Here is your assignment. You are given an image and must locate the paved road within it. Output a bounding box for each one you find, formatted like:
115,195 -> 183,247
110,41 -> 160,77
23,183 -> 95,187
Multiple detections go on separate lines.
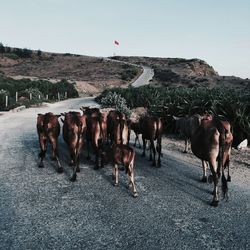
0,97 -> 249,250
131,66 -> 154,87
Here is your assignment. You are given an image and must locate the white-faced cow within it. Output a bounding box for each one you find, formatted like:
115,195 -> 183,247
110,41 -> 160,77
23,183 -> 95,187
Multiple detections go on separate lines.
37,112 -> 62,173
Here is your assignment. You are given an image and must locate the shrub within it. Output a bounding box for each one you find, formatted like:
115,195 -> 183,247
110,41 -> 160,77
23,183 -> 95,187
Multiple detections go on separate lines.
120,67 -> 138,81
100,91 -> 131,117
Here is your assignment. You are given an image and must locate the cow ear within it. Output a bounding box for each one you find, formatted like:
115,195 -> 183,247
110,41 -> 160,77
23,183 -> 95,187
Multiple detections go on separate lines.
60,112 -> 66,116
37,113 -> 42,116
173,116 -> 179,121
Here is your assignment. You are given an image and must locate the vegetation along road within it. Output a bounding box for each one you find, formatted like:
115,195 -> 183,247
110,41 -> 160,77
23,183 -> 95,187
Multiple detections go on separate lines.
0,97 -> 249,250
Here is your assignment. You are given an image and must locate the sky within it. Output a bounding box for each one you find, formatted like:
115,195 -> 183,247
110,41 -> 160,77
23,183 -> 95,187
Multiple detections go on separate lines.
1,0 -> 250,78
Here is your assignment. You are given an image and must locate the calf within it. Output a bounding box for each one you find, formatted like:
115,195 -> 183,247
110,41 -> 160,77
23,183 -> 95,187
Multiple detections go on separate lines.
62,111 -> 87,181
173,114 -> 201,153
141,116 -> 163,167
191,114 -> 233,207
102,144 -> 138,197
37,112 -> 62,172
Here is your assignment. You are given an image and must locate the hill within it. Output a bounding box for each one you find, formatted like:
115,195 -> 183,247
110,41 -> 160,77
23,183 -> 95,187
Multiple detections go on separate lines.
111,56 -> 250,90
0,45 -> 141,96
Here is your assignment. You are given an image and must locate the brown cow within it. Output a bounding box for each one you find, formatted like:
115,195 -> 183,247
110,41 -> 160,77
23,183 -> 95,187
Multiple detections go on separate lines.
107,110 -> 129,145
173,114 -> 201,153
83,107 -> 107,169
102,144 -> 138,197
191,114 -> 233,207
37,112 -> 62,173
141,116 -> 163,167
129,120 -> 142,148
62,111 -> 87,181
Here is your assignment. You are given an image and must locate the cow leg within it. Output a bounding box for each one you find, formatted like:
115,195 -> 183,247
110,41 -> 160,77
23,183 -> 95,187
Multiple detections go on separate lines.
70,153 -> 78,182
149,142 -> 153,161
156,137 -> 162,167
201,160 -> 208,182
209,160 -> 219,207
49,136 -> 63,173
183,138 -> 188,153
141,138 -> 146,157
86,139 -> 91,160
94,147 -> 99,170
151,140 -> 156,166
113,164 -> 119,186
38,136 -> 47,168
127,162 -> 138,197
137,135 -> 141,149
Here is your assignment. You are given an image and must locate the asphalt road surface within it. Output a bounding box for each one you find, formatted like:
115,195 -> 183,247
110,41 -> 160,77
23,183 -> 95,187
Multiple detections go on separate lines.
0,97 -> 249,250
132,66 -> 154,87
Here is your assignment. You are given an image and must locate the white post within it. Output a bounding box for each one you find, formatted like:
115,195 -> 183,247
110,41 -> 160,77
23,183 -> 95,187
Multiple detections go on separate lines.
65,91 -> 67,99
38,95 -> 41,100
58,92 -> 60,100
16,92 -> 18,102
46,94 -> 48,100
5,96 -> 8,107
30,93 -> 32,100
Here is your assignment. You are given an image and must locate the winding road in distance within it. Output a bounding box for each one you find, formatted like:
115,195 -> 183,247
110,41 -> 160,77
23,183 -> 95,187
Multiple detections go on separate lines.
0,96 -> 249,250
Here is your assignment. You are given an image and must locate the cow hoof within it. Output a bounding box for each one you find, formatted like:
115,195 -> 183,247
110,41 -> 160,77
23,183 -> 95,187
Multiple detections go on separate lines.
57,167 -> 63,173
38,163 -> 44,168
133,192 -> 138,198
119,166 -> 125,171
70,174 -> 77,182
208,175 -> 213,183
210,200 -> 219,207
201,176 -> 208,183
227,176 -> 231,182
113,183 -> 118,187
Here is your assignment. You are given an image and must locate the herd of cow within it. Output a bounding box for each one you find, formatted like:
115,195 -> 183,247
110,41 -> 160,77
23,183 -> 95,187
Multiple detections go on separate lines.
36,107 -> 233,207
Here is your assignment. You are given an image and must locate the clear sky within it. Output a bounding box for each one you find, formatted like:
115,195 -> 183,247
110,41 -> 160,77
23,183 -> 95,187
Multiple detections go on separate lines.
1,0 -> 250,78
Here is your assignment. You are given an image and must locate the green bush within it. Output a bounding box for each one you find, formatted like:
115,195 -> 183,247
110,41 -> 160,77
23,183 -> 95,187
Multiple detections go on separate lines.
99,91 -> 131,117
120,67 -> 138,81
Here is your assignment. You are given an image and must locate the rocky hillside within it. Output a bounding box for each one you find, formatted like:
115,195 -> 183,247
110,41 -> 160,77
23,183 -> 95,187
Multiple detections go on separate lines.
0,47 -> 141,95
111,56 -> 250,90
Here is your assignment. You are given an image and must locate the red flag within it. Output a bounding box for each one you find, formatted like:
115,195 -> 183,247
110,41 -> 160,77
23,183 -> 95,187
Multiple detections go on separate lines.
114,40 -> 119,45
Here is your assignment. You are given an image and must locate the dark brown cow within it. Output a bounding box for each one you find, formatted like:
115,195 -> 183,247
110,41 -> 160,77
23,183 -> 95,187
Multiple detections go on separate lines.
191,114 -> 233,207
141,116 -> 163,167
83,107 -> 107,169
37,112 -> 62,172
107,110 -> 129,145
173,114 -> 201,153
129,120 -> 142,148
102,144 -> 138,197
62,111 -> 87,181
